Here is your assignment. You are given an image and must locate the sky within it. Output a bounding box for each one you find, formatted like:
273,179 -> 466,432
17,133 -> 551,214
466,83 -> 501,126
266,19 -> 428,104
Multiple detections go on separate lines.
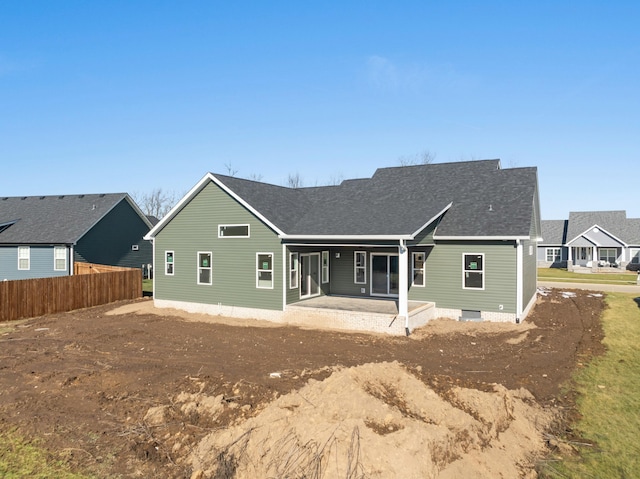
1,1 -> 638,220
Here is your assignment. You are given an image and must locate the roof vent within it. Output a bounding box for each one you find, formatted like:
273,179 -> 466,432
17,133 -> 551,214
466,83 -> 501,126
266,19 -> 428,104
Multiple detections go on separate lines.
92,204 -> 96,210
21,197 -> 27,200
58,195 -> 65,199
488,204 -> 494,212
39,196 -> 45,199
99,194 -> 106,198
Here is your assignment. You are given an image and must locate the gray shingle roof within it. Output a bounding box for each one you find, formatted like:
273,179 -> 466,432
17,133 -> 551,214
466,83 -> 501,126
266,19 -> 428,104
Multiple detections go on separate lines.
540,220 -> 568,244
542,211 -> 640,246
212,159 -> 538,238
0,193 -> 131,244
566,211 -> 632,244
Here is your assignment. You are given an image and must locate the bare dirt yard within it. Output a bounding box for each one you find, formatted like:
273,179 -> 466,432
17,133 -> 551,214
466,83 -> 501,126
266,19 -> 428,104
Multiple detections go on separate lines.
0,288 -> 605,478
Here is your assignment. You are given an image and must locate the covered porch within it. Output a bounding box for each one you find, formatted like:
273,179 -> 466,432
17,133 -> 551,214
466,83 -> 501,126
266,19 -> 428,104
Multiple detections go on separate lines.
284,295 -> 435,335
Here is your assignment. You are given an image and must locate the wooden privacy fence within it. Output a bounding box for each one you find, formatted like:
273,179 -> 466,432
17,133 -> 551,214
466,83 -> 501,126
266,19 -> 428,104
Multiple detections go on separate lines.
74,262 -> 134,275
0,268 -> 142,322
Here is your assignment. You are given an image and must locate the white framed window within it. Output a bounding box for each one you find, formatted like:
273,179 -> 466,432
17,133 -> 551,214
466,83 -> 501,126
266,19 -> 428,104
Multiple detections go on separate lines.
599,248 -> 617,265
165,251 -> 175,275
321,251 -> 329,283
54,246 -> 67,271
354,251 -> 366,284
546,248 -> 561,262
18,246 -> 30,270
218,224 -> 250,238
412,252 -> 425,287
257,253 -> 273,289
197,252 -> 212,285
631,249 -> 640,264
289,253 -> 299,289
463,253 -> 484,290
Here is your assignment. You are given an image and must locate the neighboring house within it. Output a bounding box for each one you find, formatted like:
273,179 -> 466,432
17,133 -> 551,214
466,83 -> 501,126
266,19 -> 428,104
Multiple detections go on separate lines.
538,211 -> 640,271
0,193 -> 153,280
145,159 -> 541,334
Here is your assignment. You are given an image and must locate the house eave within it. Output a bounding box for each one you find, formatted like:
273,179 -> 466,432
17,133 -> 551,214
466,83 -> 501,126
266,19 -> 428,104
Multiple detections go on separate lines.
280,234 -> 414,241
433,235 -> 530,241
410,202 -> 452,238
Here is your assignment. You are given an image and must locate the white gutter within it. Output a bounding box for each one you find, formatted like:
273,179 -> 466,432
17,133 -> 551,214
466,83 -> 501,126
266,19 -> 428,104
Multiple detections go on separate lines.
284,242 -> 406,248
434,235 -> 530,241
281,234 -> 414,241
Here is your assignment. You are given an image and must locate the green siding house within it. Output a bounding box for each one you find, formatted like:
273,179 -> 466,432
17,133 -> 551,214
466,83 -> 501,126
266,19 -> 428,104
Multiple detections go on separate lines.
0,193 -> 153,280
145,159 -> 542,334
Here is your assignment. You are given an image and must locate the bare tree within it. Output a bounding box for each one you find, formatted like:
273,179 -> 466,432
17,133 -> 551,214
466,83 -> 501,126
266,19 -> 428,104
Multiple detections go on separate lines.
132,188 -> 178,220
286,172 -> 304,188
225,163 -> 239,176
398,149 -> 436,166
246,173 -> 264,182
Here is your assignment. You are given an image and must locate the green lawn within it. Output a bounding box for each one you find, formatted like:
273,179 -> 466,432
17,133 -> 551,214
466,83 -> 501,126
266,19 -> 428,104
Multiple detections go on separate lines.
538,268 -> 638,285
142,279 -> 153,294
540,292 -> 640,478
0,430 -> 92,479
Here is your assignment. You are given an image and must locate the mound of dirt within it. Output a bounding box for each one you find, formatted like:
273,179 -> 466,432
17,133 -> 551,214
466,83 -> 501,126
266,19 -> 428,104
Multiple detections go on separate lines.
0,288 -> 605,478
185,362 -> 554,479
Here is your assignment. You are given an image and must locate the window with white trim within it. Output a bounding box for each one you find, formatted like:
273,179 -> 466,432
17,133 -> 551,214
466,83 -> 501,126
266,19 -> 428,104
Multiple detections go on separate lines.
631,249 -> 640,264
322,251 -> 329,283
463,253 -> 484,290
599,248 -> 617,265
218,224 -> 250,238
354,251 -> 366,284
18,246 -> 30,270
165,251 -> 175,275
197,252 -> 212,285
289,253 -> 299,289
546,248 -> 561,262
412,252 -> 425,287
54,246 -> 67,271
257,253 -> 273,288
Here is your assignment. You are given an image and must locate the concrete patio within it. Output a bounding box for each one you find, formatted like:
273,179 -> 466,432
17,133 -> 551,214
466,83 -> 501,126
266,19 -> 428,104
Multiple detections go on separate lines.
284,295 -> 435,335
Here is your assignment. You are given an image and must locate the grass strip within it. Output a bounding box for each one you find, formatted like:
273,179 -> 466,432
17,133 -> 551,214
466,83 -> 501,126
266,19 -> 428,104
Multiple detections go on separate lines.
538,268 -> 638,285
541,292 -> 640,478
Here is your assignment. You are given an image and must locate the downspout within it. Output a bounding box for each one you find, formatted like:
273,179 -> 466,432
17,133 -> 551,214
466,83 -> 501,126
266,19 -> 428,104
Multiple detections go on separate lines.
282,243 -> 287,312
70,245 -> 75,275
151,238 -> 155,299
398,239 -> 409,334
516,239 -> 523,324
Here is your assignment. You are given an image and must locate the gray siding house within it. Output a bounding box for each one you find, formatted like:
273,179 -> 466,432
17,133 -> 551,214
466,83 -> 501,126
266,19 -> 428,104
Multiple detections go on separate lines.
538,211 -> 640,271
145,160 -> 541,334
0,193 -> 153,280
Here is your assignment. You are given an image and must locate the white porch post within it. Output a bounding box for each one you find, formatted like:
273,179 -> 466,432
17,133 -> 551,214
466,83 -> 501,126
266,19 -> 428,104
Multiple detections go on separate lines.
398,240 -> 409,331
